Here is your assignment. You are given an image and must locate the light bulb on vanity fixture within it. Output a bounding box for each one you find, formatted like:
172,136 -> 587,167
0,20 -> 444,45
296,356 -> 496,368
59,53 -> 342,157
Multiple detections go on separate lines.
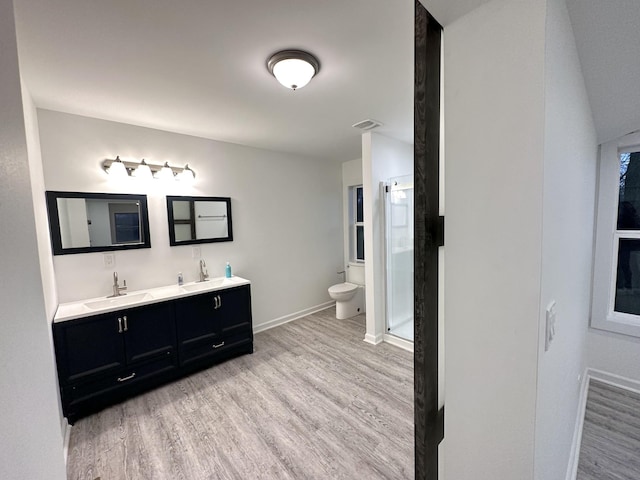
132,159 -> 152,180
155,162 -> 174,181
177,164 -> 195,183
267,50 -> 320,90
102,157 -> 196,182
105,155 -> 128,179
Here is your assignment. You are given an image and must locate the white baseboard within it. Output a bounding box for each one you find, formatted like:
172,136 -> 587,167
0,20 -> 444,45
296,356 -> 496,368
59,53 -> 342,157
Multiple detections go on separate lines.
565,368 -> 590,480
63,419 -> 71,465
253,301 -> 335,334
383,333 -> 414,352
363,332 -> 383,345
587,368 -> 640,395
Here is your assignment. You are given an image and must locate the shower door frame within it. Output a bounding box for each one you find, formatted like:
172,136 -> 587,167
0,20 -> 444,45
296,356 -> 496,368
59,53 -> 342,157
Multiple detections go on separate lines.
384,176 -> 415,344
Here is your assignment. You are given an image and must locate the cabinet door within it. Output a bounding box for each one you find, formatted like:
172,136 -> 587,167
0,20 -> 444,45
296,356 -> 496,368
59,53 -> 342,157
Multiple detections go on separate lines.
218,286 -> 252,337
54,314 -> 126,385
123,302 -> 176,365
175,293 -> 221,350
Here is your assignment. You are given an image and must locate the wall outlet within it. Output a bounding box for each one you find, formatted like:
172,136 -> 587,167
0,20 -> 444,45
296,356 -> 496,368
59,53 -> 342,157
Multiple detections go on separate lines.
103,253 -> 115,268
545,300 -> 557,352
192,246 -> 201,259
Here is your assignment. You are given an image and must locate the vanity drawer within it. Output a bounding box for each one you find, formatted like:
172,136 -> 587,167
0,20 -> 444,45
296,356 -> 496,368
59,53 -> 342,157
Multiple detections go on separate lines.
179,333 -> 252,368
64,354 -> 177,407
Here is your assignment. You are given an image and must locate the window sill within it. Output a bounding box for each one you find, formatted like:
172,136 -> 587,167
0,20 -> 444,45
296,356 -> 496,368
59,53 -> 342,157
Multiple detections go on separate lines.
591,312 -> 640,338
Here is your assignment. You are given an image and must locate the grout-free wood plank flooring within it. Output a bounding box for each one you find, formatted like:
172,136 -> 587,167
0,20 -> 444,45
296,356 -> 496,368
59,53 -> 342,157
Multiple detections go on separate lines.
66,308 -> 414,479
577,379 -> 640,480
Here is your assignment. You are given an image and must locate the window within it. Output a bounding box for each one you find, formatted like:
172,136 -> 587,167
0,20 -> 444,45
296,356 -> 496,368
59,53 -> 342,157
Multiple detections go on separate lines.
592,138 -> 640,337
350,185 -> 364,262
613,153 -> 640,315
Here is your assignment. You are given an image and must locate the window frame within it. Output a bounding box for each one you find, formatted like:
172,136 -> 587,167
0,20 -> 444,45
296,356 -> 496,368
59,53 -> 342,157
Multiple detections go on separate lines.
351,185 -> 365,263
592,136 -> 640,336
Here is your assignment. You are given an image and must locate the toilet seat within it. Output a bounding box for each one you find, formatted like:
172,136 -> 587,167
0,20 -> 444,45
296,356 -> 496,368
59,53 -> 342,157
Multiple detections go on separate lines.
328,282 -> 358,295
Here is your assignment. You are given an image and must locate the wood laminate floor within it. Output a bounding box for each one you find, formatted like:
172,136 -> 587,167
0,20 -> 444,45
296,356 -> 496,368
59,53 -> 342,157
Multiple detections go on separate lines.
67,308 -> 414,480
577,379 -> 640,480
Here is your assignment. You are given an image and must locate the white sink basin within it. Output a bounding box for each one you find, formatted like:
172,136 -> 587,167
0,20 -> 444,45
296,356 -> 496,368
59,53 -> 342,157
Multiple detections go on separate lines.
84,292 -> 154,310
180,278 -> 226,293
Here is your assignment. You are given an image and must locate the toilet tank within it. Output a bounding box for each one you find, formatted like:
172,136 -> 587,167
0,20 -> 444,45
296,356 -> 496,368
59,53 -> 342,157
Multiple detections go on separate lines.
347,262 -> 365,285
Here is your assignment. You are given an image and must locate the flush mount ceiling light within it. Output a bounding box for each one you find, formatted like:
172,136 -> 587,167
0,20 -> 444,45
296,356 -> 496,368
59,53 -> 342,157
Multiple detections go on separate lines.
267,50 -> 320,90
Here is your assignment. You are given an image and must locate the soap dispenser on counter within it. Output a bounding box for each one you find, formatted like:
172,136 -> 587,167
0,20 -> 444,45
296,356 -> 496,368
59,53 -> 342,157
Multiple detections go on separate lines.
225,262 -> 232,278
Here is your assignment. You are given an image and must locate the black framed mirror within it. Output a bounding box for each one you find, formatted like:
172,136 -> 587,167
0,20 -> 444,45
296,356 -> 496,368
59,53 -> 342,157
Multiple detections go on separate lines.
166,196 -> 233,246
45,191 -> 151,255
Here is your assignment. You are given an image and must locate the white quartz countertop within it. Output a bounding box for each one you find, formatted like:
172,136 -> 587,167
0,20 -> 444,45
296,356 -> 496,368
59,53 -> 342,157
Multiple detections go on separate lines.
53,276 -> 251,323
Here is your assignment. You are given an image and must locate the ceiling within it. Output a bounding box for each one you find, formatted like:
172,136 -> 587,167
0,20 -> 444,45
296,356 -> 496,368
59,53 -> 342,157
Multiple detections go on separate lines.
566,0 -> 640,144
13,0 -> 415,162
13,0 -> 640,162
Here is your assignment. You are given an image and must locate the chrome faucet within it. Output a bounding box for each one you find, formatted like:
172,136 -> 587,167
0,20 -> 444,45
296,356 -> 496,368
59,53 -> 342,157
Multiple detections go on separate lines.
108,271 -> 127,297
198,259 -> 209,282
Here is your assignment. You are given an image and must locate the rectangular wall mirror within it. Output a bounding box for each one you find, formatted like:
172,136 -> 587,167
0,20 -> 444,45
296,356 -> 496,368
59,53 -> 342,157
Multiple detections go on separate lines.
166,196 -> 233,246
46,191 -> 151,255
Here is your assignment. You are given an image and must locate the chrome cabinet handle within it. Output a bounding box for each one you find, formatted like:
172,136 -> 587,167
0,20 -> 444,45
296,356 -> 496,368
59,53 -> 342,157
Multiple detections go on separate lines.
212,341 -> 225,349
117,372 -> 136,382
123,315 -> 128,332
212,295 -> 223,309
118,317 -> 123,333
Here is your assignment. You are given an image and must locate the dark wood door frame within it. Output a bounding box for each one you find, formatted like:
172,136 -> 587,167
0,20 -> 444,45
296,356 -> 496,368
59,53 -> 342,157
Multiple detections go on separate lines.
414,2 -> 443,479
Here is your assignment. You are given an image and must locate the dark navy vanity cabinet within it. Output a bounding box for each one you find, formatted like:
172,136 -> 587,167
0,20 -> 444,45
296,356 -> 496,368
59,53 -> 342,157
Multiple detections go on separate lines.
176,286 -> 253,368
53,284 -> 253,424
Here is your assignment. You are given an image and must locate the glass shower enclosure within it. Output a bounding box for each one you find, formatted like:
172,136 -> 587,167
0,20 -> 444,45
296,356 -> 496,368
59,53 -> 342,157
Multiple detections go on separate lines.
385,175 -> 414,342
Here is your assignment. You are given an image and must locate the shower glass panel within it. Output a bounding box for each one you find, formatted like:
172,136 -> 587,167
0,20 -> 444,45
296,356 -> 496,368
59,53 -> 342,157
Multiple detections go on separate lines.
386,175 -> 414,341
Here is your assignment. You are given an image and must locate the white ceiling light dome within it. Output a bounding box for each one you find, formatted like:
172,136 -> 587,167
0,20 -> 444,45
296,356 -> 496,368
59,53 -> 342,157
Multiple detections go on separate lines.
267,50 -> 320,90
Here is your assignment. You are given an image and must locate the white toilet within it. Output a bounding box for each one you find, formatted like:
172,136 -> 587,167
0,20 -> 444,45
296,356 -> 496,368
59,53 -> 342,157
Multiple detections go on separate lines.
328,262 -> 366,320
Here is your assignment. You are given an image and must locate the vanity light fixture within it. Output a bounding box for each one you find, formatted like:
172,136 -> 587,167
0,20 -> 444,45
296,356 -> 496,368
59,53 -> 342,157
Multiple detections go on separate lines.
102,157 -> 196,181
267,49 -> 320,90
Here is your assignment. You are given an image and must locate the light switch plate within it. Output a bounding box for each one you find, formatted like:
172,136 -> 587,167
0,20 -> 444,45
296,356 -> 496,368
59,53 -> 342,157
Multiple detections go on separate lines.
192,246 -> 201,259
103,253 -> 115,268
545,300 -> 557,352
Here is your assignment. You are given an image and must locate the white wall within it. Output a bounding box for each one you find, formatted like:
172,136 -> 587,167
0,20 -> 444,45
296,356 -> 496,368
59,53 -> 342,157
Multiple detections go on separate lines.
37,110 -> 343,329
443,0 -> 546,478
534,0 -> 598,479
22,87 -> 59,321
362,131 -> 413,343
0,0 -> 66,477
22,83 -> 67,441
588,330 -> 640,381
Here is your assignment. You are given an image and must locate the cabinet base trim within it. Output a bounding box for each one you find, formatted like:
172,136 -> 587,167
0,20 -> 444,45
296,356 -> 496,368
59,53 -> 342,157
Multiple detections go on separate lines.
253,301 -> 335,334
